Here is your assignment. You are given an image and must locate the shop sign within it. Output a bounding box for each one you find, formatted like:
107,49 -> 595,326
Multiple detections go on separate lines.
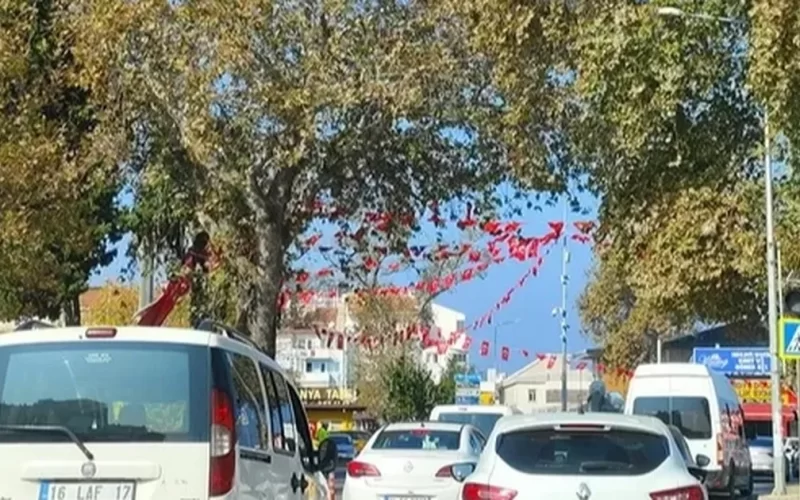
479,391 -> 495,405
299,387 -> 358,405
730,378 -> 797,405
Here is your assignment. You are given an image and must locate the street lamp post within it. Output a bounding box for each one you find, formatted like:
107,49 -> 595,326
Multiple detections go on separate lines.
656,7 -> 784,493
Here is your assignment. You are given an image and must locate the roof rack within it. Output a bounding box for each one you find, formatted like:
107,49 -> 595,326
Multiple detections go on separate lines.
14,319 -> 56,331
194,318 -> 262,352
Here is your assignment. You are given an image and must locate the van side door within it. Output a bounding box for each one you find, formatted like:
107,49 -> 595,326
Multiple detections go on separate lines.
260,364 -> 303,499
228,353 -> 272,498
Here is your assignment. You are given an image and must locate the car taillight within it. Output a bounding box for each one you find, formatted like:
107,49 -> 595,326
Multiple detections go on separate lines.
210,388 -> 235,496
435,465 -> 453,478
347,460 -> 381,478
650,485 -> 705,500
462,483 -> 518,500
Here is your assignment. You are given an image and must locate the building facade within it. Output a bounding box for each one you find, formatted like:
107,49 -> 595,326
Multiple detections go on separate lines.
421,303 -> 468,383
499,354 -> 593,412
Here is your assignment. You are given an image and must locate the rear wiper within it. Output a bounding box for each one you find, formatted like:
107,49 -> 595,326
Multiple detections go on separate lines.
0,424 -> 94,460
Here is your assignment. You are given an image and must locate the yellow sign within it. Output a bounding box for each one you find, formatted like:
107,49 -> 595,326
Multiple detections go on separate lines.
299,387 -> 357,405
730,378 -> 797,405
479,391 -> 495,405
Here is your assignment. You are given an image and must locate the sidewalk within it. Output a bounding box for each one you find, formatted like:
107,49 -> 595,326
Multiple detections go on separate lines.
760,483 -> 800,499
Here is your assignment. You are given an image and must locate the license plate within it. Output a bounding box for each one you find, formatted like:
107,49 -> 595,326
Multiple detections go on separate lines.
39,482 -> 135,500
384,497 -> 429,500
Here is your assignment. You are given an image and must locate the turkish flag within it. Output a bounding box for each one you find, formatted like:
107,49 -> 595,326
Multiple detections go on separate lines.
479,341 -> 489,356
501,346 -> 510,361
546,355 -> 557,369
463,336 -> 473,350
575,361 -> 588,371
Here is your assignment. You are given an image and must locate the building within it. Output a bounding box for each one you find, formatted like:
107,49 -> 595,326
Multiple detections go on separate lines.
499,354 -> 593,412
421,303 -> 468,383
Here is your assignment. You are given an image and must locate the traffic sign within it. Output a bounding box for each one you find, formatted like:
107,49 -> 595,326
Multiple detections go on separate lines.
692,347 -> 771,377
454,373 -> 481,388
780,317 -> 800,360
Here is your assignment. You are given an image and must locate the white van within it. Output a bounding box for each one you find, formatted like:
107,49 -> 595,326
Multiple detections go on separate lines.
429,404 -> 521,439
0,323 -> 337,500
624,363 -> 753,497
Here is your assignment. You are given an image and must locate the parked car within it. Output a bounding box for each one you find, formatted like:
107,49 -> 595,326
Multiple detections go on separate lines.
342,429 -> 371,453
749,437 -> 791,482
328,432 -> 357,462
343,421 -> 485,500
0,325 -> 339,500
459,412 -> 710,500
625,363 -> 753,497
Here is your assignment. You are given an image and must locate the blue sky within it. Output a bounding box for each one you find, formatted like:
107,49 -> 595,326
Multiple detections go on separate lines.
92,189 -> 599,376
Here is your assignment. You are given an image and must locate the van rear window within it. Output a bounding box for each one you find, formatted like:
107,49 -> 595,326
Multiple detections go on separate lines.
0,342 -> 209,442
632,396 -> 712,440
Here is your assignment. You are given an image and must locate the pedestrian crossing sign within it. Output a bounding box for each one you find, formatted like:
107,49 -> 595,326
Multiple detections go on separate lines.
779,317 -> 800,360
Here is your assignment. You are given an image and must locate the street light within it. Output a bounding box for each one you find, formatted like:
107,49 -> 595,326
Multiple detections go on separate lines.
656,6 -> 784,494
493,318 -> 520,373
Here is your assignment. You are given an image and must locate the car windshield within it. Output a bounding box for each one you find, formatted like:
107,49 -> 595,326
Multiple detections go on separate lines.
631,396 -> 712,440
372,429 -> 461,450
0,342 -> 209,443
436,412 -> 502,438
496,426 -> 669,476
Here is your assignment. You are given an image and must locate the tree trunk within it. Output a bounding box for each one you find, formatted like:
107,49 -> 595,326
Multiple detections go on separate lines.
249,220 -> 285,358
61,295 -> 81,326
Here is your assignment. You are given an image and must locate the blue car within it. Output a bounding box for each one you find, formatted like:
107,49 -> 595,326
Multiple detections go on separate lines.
328,433 -> 356,463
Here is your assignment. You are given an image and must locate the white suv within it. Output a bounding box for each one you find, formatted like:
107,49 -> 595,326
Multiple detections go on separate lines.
0,322 -> 337,499
458,412 -> 709,500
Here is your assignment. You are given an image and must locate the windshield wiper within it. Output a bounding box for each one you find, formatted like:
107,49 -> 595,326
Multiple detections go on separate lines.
0,424 -> 94,460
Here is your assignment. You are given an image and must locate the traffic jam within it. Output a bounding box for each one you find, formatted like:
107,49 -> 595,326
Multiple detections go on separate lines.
0,319 -> 794,500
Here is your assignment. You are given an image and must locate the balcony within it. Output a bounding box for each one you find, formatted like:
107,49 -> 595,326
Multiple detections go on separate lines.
298,371 -> 338,387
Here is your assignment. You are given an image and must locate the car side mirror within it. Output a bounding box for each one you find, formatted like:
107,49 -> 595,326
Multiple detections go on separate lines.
695,454 -> 711,467
317,438 -> 338,475
451,463 -> 476,482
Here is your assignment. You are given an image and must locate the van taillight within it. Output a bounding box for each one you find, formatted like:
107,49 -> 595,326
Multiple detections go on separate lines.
716,433 -> 724,465
210,388 -> 235,496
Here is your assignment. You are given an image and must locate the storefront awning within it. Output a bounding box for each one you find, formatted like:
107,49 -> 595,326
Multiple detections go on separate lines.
742,403 -> 797,421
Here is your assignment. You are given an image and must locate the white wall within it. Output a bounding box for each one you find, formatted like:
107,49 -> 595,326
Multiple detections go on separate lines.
422,303 -> 467,383
501,370 -> 593,412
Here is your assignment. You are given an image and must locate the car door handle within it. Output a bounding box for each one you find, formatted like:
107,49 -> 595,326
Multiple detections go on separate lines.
291,472 -> 308,493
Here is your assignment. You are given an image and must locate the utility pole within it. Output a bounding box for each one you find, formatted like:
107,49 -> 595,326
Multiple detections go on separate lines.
559,195 -> 570,411
763,109 -> 786,494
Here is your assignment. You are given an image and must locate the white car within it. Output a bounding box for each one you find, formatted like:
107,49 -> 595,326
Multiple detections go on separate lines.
459,412 -> 710,500
343,421 -> 485,500
0,323 -> 338,500
430,404 -> 521,439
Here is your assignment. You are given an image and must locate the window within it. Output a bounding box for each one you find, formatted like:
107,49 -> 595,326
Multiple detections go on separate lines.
632,397 -> 712,440
305,362 -> 312,373
261,366 -> 288,453
667,425 -> 693,465
475,430 -> 487,449
437,412 -> 502,438
272,372 -> 297,453
306,339 -> 313,349
287,382 -> 315,470
229,354 -> 267,450
468,432 -> 482,454
528,389 -> 537,402
320,363 -> 326,373
496,427 -> 669,476
372,429 -> 461,450
0,342 -> 208,443
545,389 -> 583,404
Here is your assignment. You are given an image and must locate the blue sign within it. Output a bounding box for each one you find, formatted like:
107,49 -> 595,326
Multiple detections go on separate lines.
454,373 -> 481,388
454,395 -> 480,405
692,347 -> 771,376
780,318 -> 800,360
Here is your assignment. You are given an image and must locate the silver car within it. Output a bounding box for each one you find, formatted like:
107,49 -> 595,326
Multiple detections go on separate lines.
749,437 -> 791,482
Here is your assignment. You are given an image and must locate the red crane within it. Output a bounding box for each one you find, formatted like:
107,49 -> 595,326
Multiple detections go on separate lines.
133,232 -> 215,326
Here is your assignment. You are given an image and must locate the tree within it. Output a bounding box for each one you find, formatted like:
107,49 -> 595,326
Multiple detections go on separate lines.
381,354 -> 450,422
67,0 -> 558,355
451,0 -> 778,361
0,0 -> 122,324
